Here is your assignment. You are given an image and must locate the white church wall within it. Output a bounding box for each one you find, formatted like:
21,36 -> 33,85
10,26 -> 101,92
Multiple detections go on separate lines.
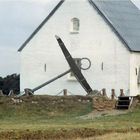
20,0 -> 130,96
130,52 -> 140,96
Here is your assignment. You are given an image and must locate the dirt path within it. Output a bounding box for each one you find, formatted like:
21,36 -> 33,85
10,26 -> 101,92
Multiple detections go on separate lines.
79,109 -> 129,119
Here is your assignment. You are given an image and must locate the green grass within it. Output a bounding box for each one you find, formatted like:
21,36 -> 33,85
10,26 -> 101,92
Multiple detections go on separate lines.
0,95 -> 140,139
0,99 -> 140,130
0,96 -> 139,131
0,95 -> 93,131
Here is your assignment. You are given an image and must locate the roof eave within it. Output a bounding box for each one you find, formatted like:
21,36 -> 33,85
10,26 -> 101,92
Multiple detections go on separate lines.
131,50 -> 140,53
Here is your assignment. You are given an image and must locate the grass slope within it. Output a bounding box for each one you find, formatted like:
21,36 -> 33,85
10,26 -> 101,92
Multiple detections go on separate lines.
0,95 -> 140,139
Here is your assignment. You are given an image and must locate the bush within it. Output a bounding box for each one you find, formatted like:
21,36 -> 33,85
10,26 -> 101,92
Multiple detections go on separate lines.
0,74 -> 20,95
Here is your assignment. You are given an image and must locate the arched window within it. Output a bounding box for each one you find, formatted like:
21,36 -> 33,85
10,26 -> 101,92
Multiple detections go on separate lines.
70,18 -> 80,33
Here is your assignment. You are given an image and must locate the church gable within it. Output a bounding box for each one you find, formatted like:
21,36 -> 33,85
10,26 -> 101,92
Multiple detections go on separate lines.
18,0 -> 140,52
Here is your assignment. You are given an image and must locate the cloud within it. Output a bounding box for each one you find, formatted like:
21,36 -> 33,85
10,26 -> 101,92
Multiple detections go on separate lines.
0,0 -> 58,76
0,47 -> 20,77
0,0 -> 58,48
0,0 -> 59,5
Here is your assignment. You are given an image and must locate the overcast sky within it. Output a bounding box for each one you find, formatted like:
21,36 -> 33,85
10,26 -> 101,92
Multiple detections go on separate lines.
0,0 -> 140,77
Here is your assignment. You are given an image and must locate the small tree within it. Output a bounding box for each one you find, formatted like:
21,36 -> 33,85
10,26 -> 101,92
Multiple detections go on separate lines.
0,74 -> 20,95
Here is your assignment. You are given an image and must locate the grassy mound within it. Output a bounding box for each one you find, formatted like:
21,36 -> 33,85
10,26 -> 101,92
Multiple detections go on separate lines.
0,95 -> 140,139
0,95 -> 92,120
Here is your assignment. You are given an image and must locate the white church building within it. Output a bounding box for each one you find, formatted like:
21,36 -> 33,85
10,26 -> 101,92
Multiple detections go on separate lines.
18,0 -> 140,96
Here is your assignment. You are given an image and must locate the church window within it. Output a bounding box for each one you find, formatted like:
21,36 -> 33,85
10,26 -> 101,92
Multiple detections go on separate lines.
68,58 -> 81,80
136,68 -> 138,75
70,18 -> 80,33
137,67 -> 140,84
101,62 -> 104,71
44,64 -> 47,72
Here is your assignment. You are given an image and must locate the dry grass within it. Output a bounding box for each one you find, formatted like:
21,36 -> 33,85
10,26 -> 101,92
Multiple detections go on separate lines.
0,129 -> 140,140
75,132 -> 140,140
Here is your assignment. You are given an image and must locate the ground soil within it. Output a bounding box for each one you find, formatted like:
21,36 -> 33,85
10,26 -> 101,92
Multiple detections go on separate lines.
92,95 -> 116,111
0,128 -> 140,140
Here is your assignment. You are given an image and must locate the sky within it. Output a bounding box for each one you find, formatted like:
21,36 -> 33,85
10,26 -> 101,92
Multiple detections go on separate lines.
0,0 -> 140,77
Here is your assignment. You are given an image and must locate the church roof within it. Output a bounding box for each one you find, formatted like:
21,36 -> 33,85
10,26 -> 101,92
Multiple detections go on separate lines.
90,0 -> 140,52
18,0 -> 140,52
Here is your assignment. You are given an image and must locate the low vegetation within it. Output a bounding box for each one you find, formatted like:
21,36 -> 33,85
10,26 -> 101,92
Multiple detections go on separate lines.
76,132 -> 140,140
0,74 -> 19,95
0,95 -> 140,139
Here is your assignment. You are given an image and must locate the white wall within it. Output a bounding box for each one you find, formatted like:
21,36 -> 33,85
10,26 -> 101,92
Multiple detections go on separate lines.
20,0 -> 130,96
130,52 -> 140,95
